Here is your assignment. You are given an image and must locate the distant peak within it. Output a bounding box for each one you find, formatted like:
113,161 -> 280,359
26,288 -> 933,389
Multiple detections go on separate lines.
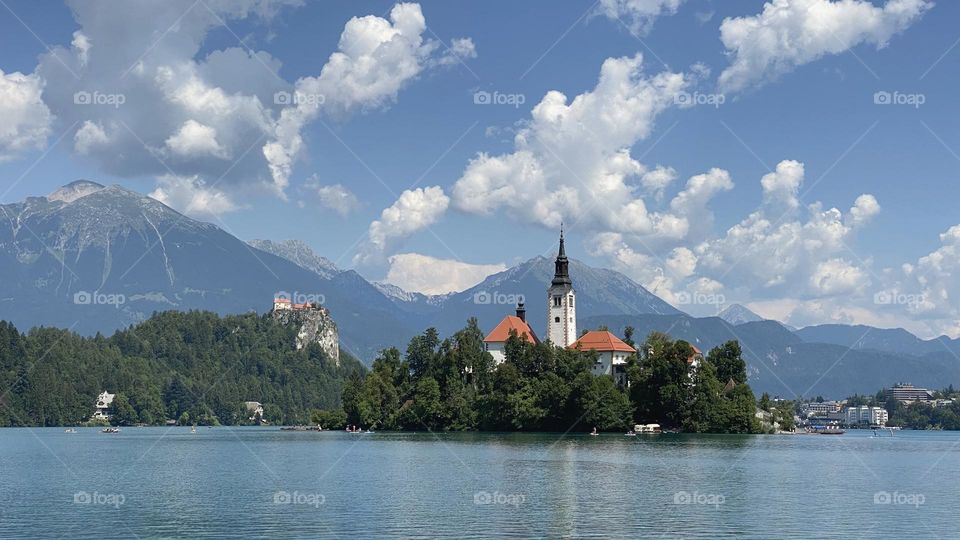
47,180 -> 106,203
719,303 -> 764,325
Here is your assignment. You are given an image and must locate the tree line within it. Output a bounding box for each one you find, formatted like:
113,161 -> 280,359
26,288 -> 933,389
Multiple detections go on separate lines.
336,320 -> 760,433
0,311 -> 363,427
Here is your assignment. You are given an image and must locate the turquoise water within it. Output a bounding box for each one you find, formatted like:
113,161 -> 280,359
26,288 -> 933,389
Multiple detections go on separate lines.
0,427 -> 958,538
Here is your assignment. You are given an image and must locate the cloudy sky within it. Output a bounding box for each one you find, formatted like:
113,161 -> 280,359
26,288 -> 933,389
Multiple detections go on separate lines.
1,0 -> 958,337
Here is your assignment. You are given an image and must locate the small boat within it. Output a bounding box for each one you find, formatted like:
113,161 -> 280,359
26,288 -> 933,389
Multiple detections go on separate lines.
589,427 -> 599,436
625,430 -> 637,436
64,428 -> 77,433
365,429 -> 374,434
818,428 -> 845,435
191,425 -> 197,433
101,427 -> 120,434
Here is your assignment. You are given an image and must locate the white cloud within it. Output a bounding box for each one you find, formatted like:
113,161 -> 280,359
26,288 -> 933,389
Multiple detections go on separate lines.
385,253 -> 505,294
597,0 -> 684,35
303,175 -> 360,217
0,69 -> 52,162
452,54 -> 700,244
760,159 -> 803,211
165,120 -> 229,159
809,258 -> 869,295
639,165 -> 677,201
718,0 -> 932,93
263,3 -> 473,194
354,186 -> 450,265
29,1 -> 469,207
848,193 -> 880,226
150,174 -> 239,217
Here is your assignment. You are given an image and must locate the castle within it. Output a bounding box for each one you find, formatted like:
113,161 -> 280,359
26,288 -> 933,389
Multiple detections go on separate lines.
271,295 -> 340,366
483,229 -> 637,381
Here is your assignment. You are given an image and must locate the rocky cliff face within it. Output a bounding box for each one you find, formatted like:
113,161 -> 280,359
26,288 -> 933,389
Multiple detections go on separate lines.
271,307 -> 340,366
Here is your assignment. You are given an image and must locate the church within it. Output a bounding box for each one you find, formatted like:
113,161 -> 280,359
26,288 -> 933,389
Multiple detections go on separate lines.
483,229 -> 637,379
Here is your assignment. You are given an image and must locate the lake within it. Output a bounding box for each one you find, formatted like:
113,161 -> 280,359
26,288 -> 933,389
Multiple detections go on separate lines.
0,427 -> 957,538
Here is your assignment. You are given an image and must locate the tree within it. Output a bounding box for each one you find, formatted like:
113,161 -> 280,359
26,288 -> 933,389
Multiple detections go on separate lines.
109,394 -> 138,426
708,341 -> 747,384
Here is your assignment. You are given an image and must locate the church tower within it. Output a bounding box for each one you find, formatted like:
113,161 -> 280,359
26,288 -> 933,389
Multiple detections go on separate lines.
547,226 -> 576,346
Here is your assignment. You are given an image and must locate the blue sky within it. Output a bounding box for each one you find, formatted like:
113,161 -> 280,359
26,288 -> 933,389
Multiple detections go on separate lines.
0,0 -> 958,336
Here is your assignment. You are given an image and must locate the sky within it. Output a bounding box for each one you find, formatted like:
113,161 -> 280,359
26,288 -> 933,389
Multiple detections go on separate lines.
0,0 -> 959,338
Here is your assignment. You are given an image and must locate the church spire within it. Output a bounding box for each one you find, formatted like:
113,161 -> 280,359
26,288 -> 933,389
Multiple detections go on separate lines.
552,225 -> 571,287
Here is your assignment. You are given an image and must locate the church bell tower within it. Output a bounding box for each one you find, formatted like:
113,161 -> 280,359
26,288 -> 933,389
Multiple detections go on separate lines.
547,226 -> 576,346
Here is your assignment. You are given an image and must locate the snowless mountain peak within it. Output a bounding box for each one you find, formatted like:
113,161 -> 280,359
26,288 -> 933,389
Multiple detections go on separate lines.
47,180 -> 106,203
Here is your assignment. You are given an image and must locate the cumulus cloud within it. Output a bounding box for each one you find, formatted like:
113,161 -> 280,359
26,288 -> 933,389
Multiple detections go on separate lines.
0,69 -> 52,162
28,1 -> 469,215
385,253 -> 506,294
354,186 -> 450,266
452,54 -> 703,245
718,0 -> 932,93
263,3 -> 475,194
597,0 -> 684,35
304,174 -> 360,217
150,174 -> 239,217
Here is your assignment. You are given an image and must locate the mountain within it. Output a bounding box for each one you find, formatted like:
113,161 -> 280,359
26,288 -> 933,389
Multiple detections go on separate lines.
248,239 -> 341,279
794,324 -> 960,357
0,182 -> 415,359
718,303 -> 764,325
583,314 -> 960,398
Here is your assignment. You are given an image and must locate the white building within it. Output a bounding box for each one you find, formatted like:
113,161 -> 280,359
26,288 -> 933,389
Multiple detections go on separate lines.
546,228 -> 576,346
569,330 -> 636,387
844,406 -> 888,426
483,304 -> 539,365
245,401 -> 265,423
92,391 -> 115,420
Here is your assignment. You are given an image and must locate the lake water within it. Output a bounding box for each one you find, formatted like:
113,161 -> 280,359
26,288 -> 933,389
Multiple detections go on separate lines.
0,427 -> 957,539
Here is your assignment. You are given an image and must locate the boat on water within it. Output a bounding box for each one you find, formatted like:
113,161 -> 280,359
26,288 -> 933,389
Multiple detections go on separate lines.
635,424 -> 662,434
101,427 -> 120,434
589,427 -> 599,436
191,425 -> 197,433
64,428 -> 77,433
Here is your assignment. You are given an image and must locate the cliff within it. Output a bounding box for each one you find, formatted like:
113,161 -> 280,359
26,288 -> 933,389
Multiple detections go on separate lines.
271,307 -> 340,366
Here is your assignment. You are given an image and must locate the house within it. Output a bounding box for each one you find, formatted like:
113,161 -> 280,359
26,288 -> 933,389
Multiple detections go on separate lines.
844,405 -> 888,426
245,401 -> 265,423
569,330 -> 636,386
483,303 -> 539,365
92,391 -> 115,421
884,383 -> 934,403
687,345 -> 703,370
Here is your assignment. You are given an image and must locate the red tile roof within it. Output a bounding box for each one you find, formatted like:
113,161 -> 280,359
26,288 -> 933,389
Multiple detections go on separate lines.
274,298 -> 291,304
569,331 -> 636,353
484,316 -> 539,344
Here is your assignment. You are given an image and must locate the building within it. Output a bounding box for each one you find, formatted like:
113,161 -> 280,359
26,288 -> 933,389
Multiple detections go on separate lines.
483,303 -> 539,365
569,330 -> 636,387
884,383 -> 934,403
546,227 -> 577,346
801,401 -> 843,417
272,296 -> 315,312
92,391 -> 115,421
245,401 -> 265,423
844,406 -> 888,426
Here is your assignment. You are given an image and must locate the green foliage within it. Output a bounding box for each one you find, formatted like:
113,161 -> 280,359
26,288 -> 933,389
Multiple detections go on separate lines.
341,324 -> 758,434
0,311 -> 364,426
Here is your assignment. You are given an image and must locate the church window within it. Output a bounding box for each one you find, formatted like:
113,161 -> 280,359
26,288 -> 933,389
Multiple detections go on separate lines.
553,296 -> 562,307
554,317 -> 560,323
568,296 -> 574,306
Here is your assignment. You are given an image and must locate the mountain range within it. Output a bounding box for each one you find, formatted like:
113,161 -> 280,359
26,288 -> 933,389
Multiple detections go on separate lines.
2,181 -> 959,397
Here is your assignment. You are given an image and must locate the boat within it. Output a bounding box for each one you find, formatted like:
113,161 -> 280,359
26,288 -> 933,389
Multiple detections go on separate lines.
636,424 -> 662,434
625,431 -> 637,436
589,427 -> 599,436
101,427 -> 120,434
818,428 -> 845,435
191,425 -> 197,433
64,428 -> 77,433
